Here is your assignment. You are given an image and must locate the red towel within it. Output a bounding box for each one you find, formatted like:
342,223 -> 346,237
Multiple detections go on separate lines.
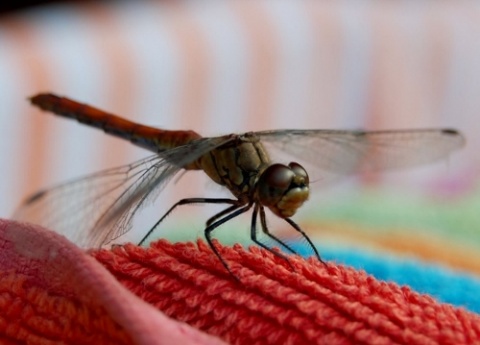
1,218 -> 479,345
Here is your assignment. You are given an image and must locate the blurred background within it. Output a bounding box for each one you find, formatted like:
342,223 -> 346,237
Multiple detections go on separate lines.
1,0 -> 480,311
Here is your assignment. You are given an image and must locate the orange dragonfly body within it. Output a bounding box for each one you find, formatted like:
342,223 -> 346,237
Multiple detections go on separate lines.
15,94 -> 466,273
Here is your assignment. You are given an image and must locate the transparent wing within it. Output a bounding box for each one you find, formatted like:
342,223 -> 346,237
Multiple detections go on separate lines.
13,135 -> 233,248
255,128 -> 465,184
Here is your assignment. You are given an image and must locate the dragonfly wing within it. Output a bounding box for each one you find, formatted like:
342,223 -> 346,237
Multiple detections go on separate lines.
14,135 -> 233,248
256,128 -> 465,184
91,135 -> 233,246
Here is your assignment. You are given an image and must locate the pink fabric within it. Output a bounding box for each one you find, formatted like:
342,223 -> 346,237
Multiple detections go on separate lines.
0,219 -> 226,345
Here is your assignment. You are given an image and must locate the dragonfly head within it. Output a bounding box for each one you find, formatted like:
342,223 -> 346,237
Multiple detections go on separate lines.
255,162 -> 310,218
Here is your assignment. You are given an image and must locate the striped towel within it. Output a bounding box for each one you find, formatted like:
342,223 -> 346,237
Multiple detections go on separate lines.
2,219 -> 480,344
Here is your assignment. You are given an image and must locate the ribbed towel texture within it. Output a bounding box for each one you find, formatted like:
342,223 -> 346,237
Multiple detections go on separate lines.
1,219 -> 479,345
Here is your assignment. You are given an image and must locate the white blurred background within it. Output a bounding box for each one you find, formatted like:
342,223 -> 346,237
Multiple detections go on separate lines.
0,0 -> 478,247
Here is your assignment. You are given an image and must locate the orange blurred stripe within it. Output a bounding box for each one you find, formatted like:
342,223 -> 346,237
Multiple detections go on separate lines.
159,2 -> 211,133
0,16 -> 55,202
303,2 -> 343,127
306,220 -> 480,276
231,1 -> 278,130
78,2 -> 138,169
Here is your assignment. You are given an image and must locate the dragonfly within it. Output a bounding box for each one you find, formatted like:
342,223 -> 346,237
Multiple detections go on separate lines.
14,93 -> 466,274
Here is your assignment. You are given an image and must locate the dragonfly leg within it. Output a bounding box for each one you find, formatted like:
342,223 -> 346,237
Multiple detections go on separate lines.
258,206 -> 298,255
283,218 -> 325,264
250,205 -> 294,270
204,204 -> 253,277
205,202 -> 244,226
139,197 -> 239,246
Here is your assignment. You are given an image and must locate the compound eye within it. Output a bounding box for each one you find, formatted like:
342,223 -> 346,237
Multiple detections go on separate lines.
257,164 -> 294,205
288,162 -> 309,184
263,164 -> 293,190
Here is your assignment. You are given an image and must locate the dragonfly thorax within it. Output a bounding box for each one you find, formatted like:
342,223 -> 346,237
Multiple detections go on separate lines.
254,162 -> 310,218
198,134 -> 271,199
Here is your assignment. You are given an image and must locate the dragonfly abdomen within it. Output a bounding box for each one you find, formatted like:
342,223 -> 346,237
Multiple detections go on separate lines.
30,93 -> 202,153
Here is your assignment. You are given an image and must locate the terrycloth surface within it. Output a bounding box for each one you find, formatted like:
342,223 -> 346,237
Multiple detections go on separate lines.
0,219 -> 226,345
93,242 -> 480,345
313,245 -> 480,315
2,219 -> 479,345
